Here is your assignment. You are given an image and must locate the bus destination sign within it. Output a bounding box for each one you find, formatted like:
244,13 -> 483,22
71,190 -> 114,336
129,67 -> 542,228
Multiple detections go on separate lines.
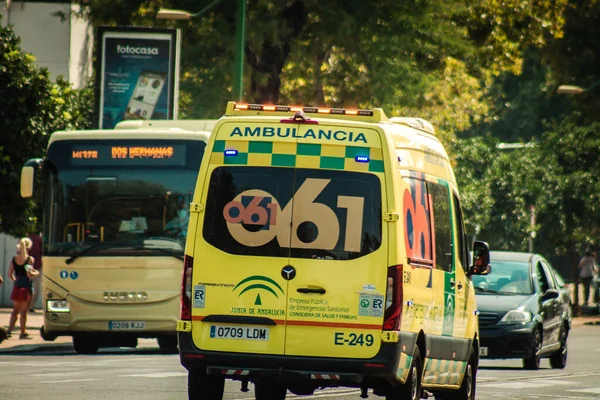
70,144 -> 186,166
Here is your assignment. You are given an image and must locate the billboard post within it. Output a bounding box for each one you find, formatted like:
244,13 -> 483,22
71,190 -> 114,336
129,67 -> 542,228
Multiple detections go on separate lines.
95,26 -> 181,129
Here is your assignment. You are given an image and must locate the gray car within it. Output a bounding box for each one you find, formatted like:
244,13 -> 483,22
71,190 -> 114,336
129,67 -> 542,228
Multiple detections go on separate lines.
472,251 -> 572,369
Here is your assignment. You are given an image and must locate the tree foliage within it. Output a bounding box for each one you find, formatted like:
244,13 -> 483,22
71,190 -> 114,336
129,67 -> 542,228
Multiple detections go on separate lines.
0,20 -> 93,236
76,0 -> 567,118
8,0 -> 600,276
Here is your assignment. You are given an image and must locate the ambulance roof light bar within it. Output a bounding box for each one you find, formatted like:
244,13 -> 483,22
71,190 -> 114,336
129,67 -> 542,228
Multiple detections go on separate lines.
225,101 -> 387,122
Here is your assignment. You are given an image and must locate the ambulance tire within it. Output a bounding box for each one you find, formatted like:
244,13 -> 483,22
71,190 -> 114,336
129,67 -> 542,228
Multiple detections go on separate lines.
451,349 -> 477,400
254,380 -> 287,400
188,370 -> 224,400
73,335 -> 99,354
386,347 -> 422,400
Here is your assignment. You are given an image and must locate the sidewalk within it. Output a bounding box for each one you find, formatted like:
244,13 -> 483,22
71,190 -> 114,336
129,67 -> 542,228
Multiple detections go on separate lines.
0,308 -> 73,353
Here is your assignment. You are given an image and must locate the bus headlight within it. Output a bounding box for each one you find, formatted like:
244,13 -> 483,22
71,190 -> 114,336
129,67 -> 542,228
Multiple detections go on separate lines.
47,300 -> 70,313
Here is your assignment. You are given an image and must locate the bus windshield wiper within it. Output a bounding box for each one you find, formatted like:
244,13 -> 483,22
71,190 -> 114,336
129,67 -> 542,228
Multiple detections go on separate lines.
65,242 -> 128,265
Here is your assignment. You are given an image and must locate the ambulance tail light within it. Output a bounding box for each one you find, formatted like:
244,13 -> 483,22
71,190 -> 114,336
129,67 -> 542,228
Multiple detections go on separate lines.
383,265 -> 403,330
180,255 -> 193,321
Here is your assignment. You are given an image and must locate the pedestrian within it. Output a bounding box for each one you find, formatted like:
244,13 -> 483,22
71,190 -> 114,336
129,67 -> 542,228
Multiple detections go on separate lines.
27,232 -> 43,313
0,274 -> 6,343
6,237 -> 40,339
578,249 -> 598,307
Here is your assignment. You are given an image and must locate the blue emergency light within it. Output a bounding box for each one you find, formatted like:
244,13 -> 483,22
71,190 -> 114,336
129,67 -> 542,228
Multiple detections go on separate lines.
355,156 -> 370,163
224,149 -> 238,156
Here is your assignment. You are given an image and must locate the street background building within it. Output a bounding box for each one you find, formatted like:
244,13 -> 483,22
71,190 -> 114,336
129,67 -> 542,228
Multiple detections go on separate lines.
1,0 -> 93,89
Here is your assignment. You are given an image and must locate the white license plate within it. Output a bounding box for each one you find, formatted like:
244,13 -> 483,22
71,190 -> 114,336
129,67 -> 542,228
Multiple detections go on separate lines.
480,346 -> 488,357
209,325 -> 269,341
108,321 -> 146,330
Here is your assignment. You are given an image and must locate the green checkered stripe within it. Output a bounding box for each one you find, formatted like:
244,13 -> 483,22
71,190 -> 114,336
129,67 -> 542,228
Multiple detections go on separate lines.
422,358 -> 466,386
395,353 -> 413,382
210,140 -> 385,173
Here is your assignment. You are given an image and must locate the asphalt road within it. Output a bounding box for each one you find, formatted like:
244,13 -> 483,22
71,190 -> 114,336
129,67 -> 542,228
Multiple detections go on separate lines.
1,323 -> 599,400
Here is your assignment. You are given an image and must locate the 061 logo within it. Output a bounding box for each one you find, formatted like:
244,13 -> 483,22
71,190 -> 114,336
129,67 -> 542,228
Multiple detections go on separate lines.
222,178 -> 364,252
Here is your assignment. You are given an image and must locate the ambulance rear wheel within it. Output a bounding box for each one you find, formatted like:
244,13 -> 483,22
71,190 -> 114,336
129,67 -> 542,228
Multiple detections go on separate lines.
387,347 -> 422,400
188,370 -> 224,400
254,380 -> 287,400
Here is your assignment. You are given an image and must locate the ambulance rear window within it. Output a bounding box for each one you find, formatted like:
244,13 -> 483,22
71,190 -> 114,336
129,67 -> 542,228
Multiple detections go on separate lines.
203,167 -> 382,260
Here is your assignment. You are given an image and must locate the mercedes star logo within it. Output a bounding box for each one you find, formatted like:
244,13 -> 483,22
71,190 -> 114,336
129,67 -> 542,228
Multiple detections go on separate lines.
281,265 -> 296,281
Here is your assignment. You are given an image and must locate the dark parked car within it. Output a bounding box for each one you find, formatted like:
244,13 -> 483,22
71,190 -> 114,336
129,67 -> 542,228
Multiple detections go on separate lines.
472,251 -> 571,369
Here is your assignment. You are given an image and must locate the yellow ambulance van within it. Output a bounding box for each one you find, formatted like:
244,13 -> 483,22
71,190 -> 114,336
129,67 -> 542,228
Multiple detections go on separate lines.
178,102 -> 491,400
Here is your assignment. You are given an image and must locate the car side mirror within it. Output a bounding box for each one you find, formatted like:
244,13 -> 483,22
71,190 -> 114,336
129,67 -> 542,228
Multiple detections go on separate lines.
469,240 -> 491,276
541,289 -> 559,301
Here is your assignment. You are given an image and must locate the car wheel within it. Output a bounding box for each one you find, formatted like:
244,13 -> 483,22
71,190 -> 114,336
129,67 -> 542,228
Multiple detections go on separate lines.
523,328 -> 541,370
73,335 -> 99,355
549,324 -> 568,369
386,347 -> 422,400
255,380 -> 287,400
188,370 -> 224,400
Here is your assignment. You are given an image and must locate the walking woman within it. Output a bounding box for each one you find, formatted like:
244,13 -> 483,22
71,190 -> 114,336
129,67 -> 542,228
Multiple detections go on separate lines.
7,237 -> 39,339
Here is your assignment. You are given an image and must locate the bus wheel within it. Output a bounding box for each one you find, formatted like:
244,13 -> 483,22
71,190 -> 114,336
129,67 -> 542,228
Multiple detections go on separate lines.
157,336 -> 178,353
188,370 -> 224,400
386,347 -> 422,400
255,380 -> 287,400
73,335 -> 99,354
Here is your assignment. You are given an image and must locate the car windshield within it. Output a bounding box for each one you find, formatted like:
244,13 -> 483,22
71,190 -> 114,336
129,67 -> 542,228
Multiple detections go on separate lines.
473,260 -> 533,295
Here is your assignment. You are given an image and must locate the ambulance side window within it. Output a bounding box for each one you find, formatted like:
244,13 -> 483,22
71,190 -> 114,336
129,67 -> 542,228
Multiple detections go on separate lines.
428,183 -> 453,272
452,194 -> 469,273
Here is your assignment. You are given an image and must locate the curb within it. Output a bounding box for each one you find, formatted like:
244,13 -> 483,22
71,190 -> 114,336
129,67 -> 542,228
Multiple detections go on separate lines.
0,342 -> 72,355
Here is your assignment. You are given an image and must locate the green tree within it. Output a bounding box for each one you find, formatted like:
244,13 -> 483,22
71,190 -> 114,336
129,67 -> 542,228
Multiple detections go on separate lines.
0,20 -> 93,236
76,0 -> 567,119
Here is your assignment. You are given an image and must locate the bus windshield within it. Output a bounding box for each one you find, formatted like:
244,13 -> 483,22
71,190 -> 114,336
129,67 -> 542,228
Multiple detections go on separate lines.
43,139 -> 205,257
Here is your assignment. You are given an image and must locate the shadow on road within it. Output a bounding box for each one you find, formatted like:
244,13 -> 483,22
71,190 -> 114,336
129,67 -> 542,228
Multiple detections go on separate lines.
0,344 -> 177,357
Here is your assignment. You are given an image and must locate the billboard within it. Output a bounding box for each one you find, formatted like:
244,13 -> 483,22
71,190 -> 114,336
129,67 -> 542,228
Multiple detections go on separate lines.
95,26 -> 180,129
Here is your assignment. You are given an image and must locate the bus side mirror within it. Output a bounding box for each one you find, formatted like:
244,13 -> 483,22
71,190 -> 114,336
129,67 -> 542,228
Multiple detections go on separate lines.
469,240 -> 492,276
20,166 -> 35,198
20,158 -> 44,198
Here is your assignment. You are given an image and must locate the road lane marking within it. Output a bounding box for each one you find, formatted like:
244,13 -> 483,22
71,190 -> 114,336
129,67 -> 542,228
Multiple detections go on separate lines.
40,379 -> 99,384
478,391 -> 593,399
122,372 -> 187,378
568,388 -> 600,394
32,372 -> 84,377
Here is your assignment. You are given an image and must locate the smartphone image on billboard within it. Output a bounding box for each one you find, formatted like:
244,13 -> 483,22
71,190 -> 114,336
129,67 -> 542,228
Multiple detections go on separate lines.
124,70 -> 167,121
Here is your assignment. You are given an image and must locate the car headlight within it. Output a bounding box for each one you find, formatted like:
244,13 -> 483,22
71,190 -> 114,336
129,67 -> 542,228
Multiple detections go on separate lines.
498,308 -> 533,324
499,308 -> 532,324
47,300 -> 70,313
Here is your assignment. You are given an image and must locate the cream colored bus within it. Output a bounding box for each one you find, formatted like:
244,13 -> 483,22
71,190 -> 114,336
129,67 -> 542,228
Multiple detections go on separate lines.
20,119 -> 215,354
